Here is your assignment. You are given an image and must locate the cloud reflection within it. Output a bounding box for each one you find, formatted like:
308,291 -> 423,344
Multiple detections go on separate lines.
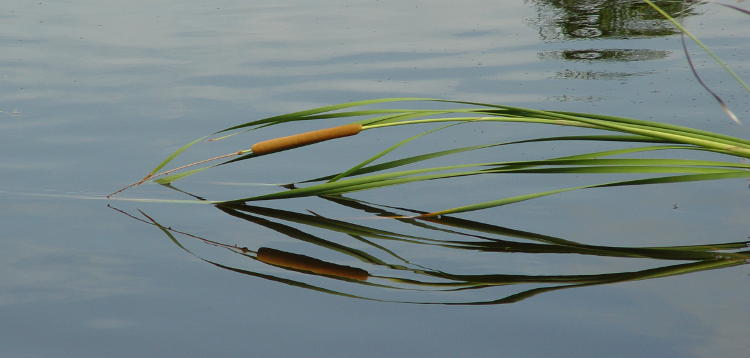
0,242 -> 146,306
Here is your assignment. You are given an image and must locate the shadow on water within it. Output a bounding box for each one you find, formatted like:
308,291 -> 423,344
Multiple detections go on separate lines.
111,188 -> 749,305
528,0 -> 702,86
529,0 -> 699,41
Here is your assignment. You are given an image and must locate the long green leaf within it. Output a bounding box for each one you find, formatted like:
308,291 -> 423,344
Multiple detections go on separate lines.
148,136 -> 208,176
215,97 -> 436,133
426,171 -> 750,216
329,123 -> 462,183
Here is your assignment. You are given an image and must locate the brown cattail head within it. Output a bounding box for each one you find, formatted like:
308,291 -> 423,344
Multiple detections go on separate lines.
257,247 -> 369,281
250,124 -> 363,155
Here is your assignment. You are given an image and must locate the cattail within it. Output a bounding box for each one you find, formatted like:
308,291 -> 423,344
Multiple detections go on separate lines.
251,124 -> 362,155
257,247 -> 369,281
107,124 -> 364,197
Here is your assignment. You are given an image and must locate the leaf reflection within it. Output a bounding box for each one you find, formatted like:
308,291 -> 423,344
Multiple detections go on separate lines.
112,193 -> 749,305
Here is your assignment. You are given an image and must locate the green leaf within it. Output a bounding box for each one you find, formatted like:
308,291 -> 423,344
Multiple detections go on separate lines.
426,171 -> 750,216
148,136 -> 208,176
328,123 -> 462,183
215,97 -> 436,133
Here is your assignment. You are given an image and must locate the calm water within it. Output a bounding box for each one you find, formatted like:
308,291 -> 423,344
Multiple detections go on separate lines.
2,1 -> 749,357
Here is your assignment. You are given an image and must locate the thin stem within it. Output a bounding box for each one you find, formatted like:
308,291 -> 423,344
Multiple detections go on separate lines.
107,149 -> 251,197
642,0 -> 750,93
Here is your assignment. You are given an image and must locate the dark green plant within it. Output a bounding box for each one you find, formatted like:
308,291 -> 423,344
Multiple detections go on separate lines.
111,200 -> 749,305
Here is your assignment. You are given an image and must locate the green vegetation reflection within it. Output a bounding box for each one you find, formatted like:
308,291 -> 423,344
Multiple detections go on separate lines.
107,0 -> 750,305
530,0 -> 699,40
112,196 -> 749,305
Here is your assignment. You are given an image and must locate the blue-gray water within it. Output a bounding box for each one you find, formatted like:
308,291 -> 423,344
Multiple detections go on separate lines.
2,1 -> 749,357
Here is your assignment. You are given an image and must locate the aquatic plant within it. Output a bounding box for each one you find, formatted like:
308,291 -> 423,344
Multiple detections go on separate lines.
110,97 -> 750,216
109,1 -> 749,217
111,198 -> 750,305
107,0 -> 750,304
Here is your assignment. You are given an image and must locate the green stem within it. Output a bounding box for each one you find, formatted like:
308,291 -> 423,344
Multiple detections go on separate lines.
642,0 -> 750,93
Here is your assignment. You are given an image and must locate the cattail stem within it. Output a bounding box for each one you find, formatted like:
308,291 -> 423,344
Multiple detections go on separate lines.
107,150 -> 247,197
108,124 -> 363,197
149,150 -> 248,181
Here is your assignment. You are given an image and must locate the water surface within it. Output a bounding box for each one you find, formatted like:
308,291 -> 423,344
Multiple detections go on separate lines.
1,1 -> 749,357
